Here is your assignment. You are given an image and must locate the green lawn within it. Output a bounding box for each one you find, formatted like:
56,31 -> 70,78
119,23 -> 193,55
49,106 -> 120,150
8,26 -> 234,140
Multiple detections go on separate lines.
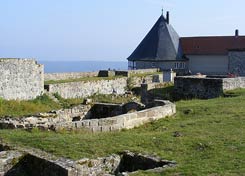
0,89 -> 245,175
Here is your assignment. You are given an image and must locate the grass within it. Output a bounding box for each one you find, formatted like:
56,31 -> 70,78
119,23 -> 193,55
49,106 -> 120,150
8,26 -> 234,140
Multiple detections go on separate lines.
0,94 -> 85,117
148,83 -> 174,100
0,89 -> 245,175
0,92 -> 137,117
0,94 -> 61,117
45,76 -> 124,85
53,93 -> 84,108
44,72 -> 162,85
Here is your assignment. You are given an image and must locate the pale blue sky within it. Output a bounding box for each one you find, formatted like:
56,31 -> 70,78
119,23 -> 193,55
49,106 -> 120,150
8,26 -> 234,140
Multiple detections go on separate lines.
0,0 -> 244,61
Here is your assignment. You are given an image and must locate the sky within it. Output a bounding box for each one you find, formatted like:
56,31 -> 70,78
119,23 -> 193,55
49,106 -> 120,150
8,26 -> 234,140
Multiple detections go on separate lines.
0,0 -> 245,61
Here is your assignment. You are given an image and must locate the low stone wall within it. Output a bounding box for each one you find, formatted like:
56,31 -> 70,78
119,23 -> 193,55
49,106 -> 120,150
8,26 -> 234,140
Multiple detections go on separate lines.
222,77 -> 245,90
56,100 -> 176,132
45,75 -> 161,99
0,58 -> 44,100
0,100 -> 175,133
174,76 -> 245,99
46,77 -> 128,99
44,72 -> 98,81
0,105 -> 91,130
0,101 -> 175,132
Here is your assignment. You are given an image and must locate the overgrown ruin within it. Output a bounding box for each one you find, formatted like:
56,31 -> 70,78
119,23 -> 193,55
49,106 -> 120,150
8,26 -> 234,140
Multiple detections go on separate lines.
0,144 -> 176,176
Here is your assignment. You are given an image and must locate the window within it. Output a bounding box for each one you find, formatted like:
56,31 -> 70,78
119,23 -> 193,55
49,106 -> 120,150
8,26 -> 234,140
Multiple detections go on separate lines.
128,61 -> 136,70
174,62 -> 185,69
151,62 -> 156,68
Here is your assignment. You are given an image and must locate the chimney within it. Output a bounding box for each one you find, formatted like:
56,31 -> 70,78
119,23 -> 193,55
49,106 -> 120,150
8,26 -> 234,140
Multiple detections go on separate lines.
235,29 -> 239,37
166,11 -> 169,24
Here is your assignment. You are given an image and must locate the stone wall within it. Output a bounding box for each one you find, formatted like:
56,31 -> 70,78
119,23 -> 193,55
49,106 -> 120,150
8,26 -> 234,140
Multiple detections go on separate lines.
46,77 -> 128,99
174,76 -> 245,99
0,101 -> 175,132
0,105 -> 91,130
1,146 -> 175,176
228,51 -> 245,76
56,100 -> 176,132
0,58 -> 44,100
44,72 -> 98,81
222,77 -> 245,90
45,75 -> 161,99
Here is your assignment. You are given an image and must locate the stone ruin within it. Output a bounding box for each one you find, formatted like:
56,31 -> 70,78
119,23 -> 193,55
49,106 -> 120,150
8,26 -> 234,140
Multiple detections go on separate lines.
0,99 -> 176,133
0,143 -> 176,176
0,79 -> 176,133
174,75 -> 245,99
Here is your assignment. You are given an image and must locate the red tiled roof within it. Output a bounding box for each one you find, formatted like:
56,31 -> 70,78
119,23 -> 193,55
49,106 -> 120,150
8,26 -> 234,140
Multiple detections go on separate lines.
180,36 -> 245,55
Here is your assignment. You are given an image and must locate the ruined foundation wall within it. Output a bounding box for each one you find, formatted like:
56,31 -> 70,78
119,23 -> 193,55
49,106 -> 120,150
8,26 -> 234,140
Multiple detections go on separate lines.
174,76 -> 245,99
0,101 -> 176,133
174,76 -> 224,99
56,101 -> 176,132
0,59 -> 44,100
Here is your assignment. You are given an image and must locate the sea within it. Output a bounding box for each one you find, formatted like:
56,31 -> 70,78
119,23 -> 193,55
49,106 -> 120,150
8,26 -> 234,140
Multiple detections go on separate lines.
39,61 -> 128,73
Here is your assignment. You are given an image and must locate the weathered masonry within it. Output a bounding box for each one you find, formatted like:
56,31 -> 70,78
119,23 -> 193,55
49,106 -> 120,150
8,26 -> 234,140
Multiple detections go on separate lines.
55,100 -> 176,132
0,100 -> 176,132
0,59 -> 44,100
174,76 -> 245,99
45,74 -> 163,99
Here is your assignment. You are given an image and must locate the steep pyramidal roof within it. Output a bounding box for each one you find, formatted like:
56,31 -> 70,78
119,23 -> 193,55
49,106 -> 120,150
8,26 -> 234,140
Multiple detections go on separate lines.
127,13 -> 183,61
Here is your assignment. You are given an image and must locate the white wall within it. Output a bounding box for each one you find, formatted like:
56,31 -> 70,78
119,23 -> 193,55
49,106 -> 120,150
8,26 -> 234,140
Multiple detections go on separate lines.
188,55 -> 228,75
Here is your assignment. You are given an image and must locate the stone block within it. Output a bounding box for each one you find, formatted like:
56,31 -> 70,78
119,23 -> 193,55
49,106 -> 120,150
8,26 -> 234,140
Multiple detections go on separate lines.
81,120 -> 90,127
137,111 -> 147,118
89,119 -> 99,126
110,124 -> 123,131
0,59 -> 44,100
98,70 -> 115,77
101,126 -> 111,132
98,118 -> 117,126
91,126 -> 103,132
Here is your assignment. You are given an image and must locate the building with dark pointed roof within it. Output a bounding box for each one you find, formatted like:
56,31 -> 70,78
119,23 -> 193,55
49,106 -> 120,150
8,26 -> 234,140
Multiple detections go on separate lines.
127,12 -> 186,71
127,12 -> 245,76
